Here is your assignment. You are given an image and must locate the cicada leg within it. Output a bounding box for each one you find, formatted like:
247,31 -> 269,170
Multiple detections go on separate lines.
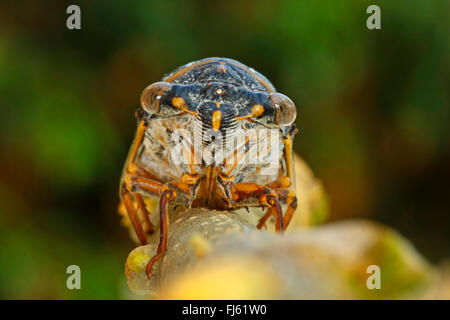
263,192 -> 284,233
145,187 -> 176,278
122,174 -> 181,278
230,183 -> 284,233
140,180 -> 195,278
122,119 -> 202,278
257,187 -> 297,230
143,176 -> 199,278
257,206 -> 275,230
134,193 -> 154,234
225,168 -> 297,232
121,186 -> 147,245
257,134 -> 298,230
121,173 -> 164,245
281,193 -> 298,229
120,120 -> 159,244
119,170 -> 155,236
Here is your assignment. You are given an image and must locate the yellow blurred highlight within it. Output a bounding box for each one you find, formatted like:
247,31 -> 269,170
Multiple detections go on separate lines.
189,233 -> 212,258
161,256 -> 281,300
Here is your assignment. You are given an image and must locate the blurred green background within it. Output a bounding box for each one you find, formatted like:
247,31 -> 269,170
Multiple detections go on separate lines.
0,0 -> 448,299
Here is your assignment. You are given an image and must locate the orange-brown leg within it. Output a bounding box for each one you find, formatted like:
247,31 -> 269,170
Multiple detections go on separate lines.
135,193 -> 154,234
146,188 -> 176,278
121,171 -> 164,244
282,195 -> 297,229
264,193 -> 283,233
124,167 -> 194,278
121,185 -> 148,245
231,183 -> 284,233
281,134 -> 298,228
121,120 -> 190,278
257,207 -> 274,230
257,194 -> 297,230
120,120 -> 159,244
257,187 -> 297,231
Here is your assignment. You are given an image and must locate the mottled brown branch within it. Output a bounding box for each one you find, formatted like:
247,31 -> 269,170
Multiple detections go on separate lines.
124,155 -> 440,299
125,208 -> 437,299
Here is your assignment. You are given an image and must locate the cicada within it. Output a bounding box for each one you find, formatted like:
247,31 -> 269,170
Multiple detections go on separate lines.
119,57 -> 298,277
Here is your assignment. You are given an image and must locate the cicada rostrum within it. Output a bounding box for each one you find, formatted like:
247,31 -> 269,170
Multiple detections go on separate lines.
119,57 -> 298,277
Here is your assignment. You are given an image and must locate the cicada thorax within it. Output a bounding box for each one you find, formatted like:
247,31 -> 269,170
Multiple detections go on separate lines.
163,57 -> 276,93
138,114 -> 197,181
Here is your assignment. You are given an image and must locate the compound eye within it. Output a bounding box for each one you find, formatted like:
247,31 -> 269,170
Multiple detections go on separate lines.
269,92 -> 297,126
140,82 -> 171,114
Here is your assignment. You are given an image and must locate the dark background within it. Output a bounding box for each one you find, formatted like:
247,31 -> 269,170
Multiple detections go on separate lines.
0,0 -> 448,298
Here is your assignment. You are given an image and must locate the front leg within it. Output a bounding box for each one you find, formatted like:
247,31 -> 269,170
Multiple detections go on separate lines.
230,183 -> 284,233
145,187 -> 176,278
122,170 -> 195,278
257,188 -> 297,231
120,172 -> 164,245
